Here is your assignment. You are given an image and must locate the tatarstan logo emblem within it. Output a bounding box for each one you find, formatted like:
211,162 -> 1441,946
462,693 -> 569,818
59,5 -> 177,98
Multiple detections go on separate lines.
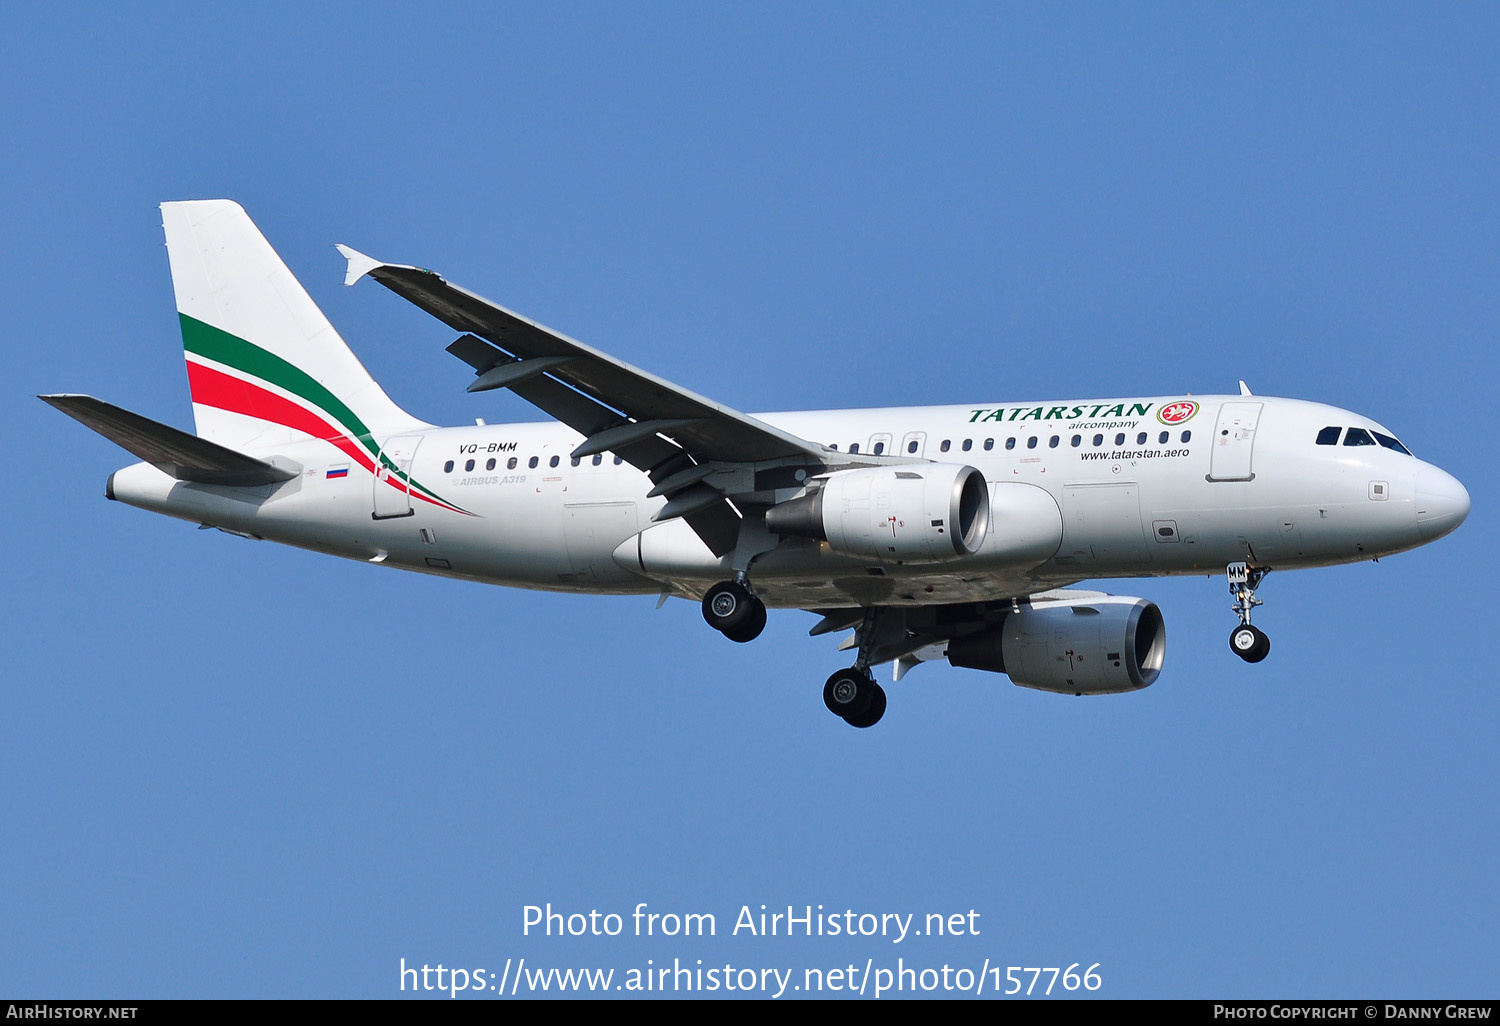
1157,400 -> 1199,425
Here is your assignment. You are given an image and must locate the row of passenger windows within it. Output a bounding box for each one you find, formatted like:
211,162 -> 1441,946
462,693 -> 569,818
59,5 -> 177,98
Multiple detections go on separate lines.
439,425 -> 1412,474
445,454 -> 627,473
1314,426 -> 1412,455
444,429 -> 1201,473
830,431 -> 1192,455
443,426 -> 1410,473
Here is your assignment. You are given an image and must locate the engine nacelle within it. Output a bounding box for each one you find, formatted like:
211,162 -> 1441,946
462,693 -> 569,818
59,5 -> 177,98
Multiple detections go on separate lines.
947,596 -> 1165,694
765,464 -> 990,563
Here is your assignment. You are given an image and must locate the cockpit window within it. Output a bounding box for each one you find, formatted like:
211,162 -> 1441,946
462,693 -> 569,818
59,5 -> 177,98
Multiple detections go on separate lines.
1373,431 -> 1412,456
1316,426 -> 1341,446
1343,428 -> 1376,447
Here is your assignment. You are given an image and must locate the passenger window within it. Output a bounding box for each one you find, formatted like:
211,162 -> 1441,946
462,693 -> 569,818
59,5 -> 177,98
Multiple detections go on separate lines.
465,459 -> 475,472
940,440 -> 951,452
983,438 -> 994,451
593,454 -> 603,465
1159,431 -> 1168,444
1373,431 -> 1412,455
1136,432 -> 1147,445
1114,433 -> 1125,446
571,457 -> 580,467
1180,430 -> 1191,443
528,456 -> 539,469
908,440 -> 919,454
614,456 -> 623,465
1005,437 -> 1016,450
1343,428 -> 1376,447
507,457 -> 517,470
849,443 -> 860,454
486,458 -> 496,470
962,439 -> 973,451
1026,436 -> 1038,449
444,460 -> 454,473
550,455 -> 560,467
873,441 -> 885,455
1071,434 -> 1081,447
1093,433 -> 1104,446
1316,426 -> 1342,446
1049,435 -> 1059,448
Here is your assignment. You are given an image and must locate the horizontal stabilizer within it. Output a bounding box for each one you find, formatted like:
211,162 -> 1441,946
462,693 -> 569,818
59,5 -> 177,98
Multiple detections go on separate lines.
40,394 -> 299,486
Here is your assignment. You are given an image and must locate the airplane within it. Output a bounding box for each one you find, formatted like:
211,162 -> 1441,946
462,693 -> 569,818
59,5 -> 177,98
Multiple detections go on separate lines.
42,200 -> 1471,728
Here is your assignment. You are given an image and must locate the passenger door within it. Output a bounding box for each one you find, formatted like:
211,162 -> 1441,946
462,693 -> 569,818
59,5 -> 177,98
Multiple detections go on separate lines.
373,435 -> 423,519
1208,402 -> 1263,482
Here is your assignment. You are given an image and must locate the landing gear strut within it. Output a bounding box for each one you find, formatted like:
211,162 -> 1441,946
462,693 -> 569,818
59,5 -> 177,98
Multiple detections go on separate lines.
1227,561 -> 1271,663
702,577 -> 766,643
822,608 -> 897,728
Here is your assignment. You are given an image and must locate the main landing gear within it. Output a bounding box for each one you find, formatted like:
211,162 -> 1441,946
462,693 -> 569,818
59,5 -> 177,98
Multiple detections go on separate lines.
821,607 -> 898,728
1227,561 -> 1271,663
823,667 -> 887,729
701,577 -> 767,643
701,576 -> 888,728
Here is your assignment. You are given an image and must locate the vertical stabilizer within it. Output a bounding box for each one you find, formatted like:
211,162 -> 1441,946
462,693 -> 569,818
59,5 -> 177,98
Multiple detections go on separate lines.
162,200 -> 427,455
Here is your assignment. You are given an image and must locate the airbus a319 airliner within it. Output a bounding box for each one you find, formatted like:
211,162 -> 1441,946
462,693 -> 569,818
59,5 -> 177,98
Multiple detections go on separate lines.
44,201 -> 1470,727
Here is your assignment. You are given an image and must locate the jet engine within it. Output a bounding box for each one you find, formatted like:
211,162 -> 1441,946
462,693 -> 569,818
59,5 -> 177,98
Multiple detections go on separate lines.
765,464 -> 990,563
946,595 -> 1165,694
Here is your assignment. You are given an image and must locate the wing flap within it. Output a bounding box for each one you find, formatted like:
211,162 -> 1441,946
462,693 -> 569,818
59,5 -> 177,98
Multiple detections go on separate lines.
40,394 -> 299,486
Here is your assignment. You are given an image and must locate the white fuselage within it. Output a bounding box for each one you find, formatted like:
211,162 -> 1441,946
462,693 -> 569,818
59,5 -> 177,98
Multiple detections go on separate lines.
105,394 -> 1469,609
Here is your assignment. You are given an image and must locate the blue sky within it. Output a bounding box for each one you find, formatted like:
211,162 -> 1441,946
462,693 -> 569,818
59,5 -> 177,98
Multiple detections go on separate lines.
2,3 -> 1495,998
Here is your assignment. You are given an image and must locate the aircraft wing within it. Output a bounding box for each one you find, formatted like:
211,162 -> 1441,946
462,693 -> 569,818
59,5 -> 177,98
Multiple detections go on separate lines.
337,246 -> 853,554
337,247 -> 827,465
806,588 -> 1104,683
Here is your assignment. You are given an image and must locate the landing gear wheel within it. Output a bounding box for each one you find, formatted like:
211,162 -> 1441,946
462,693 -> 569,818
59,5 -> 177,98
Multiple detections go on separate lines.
823,668 -> 873,718
1226,561 -> 1272,663
722,598 -> 767,643
843,683 -> 887,728
1229,624 -> 1270,663
702,580 -> 753,633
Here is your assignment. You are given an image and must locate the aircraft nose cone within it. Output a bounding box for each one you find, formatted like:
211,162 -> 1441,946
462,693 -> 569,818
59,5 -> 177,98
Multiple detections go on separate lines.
1414,466 -> 1470,540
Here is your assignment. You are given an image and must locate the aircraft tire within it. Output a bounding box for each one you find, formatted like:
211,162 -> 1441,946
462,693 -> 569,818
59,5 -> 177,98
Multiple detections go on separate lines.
823,668 -> 873,718
1230,625 -> 1270,663
843,683 -> 887,728
722,599 -> 767,643
702,580 -> 753,633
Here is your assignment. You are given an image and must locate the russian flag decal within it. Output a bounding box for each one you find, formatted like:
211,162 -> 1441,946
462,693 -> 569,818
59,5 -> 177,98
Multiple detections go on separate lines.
326,465 -> 350,479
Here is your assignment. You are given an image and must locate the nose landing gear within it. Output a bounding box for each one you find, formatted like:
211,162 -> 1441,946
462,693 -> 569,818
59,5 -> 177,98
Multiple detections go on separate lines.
1227,561 -> 1271,662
